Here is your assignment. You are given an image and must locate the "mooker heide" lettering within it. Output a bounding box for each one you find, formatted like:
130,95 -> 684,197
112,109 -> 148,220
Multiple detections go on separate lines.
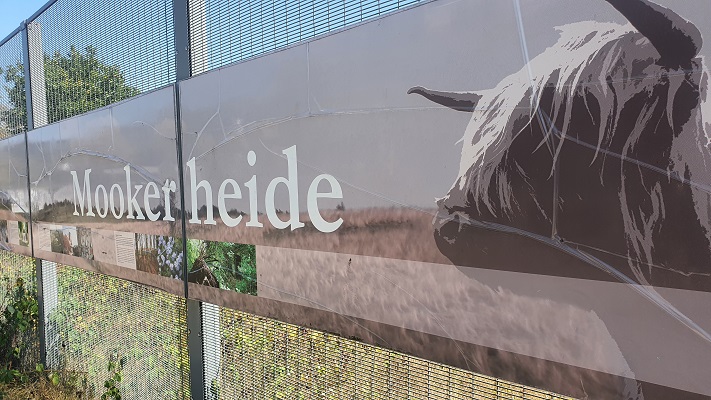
70,145 -> 343,233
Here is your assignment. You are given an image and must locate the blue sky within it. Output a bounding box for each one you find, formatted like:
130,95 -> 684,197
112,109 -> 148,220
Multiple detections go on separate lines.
0,0 -> 48,41
0,0 -> 418,92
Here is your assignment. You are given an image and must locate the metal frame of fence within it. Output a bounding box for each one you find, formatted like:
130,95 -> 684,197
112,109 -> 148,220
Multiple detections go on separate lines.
0,1 -> 577,399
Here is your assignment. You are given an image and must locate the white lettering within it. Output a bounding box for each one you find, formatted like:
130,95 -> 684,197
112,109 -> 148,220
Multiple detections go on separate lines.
162,179 -> 176,222
70,169 -> 96,216
109,184 -> 125,219
94,184 -> 108,218
124,165 -> 145,220
67,147 -> 345,233
307,174 -> 344,233
187,157 -> 216,225
244,175 -> 262,228
144,182 -> 160,222
217,179 -> 242,227
265,145 -> 304,231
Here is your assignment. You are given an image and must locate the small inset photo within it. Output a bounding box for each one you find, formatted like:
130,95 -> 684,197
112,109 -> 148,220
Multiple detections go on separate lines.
187,239 -> 256,295
61,226 -> 77,255
76,227 -> 94,260
18,222 -> 30,247
0,220 -> 7,244
135,234 -> 184,280
50,226 -> 64,253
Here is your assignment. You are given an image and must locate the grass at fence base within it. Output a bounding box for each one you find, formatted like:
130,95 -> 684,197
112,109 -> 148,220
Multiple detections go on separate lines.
0,382 -> 78,400
0,369 -> 88,400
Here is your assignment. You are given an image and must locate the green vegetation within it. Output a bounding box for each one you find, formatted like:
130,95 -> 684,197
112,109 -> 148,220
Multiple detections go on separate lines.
1,45 -> 139,135
0,270 -> 87,399
0,251 -> 575,400
48,266 -> 189,399
100,356 -> 123,400
0,277 -> 38,377
0,253 -> 186,399
187,240 -> 257,295
0,367 -> 87,400
215,308 -> 576,400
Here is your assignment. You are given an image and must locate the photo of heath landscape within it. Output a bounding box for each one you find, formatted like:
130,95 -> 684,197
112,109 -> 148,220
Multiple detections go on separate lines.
187,207 -> 448,265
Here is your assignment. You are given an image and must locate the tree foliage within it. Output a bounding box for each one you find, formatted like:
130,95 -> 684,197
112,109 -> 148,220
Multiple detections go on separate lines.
0,63 -> 25,137
0,45 -> 139,136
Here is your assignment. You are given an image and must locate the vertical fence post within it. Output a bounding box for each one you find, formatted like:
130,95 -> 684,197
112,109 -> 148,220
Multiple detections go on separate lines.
187,299 -> 205,400
173,1 -> 207,399
187,0 -> 207,75
201,303 -> 219,399
23,16 -> 54,369
25,22 -> 47,128
33,259 -> 46,365
21,22 -> 34,133
180,1 -> 220,396
174,0 -> 191,82
40,261 -> 58,367
21,21 -> 45,367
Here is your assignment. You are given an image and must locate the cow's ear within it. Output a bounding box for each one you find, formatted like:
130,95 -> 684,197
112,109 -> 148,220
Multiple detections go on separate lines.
408,86 -> 482,112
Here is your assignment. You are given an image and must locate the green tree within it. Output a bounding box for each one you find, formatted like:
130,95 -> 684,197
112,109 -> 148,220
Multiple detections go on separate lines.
1,45 -> 139,136
0,63 -> 26,136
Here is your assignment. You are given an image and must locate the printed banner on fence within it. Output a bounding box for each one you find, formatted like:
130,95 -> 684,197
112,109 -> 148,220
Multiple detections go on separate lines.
6,0 -> 711,398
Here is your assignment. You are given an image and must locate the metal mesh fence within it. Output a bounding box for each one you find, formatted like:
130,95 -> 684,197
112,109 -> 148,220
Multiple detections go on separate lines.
0,2 -> 583,398
44,262 -> 189,400
29,0 -> 176,127
188,0 -> 423,74
0,250 -> 40,371
205,305 -> 575,400
0,33 -> 26,138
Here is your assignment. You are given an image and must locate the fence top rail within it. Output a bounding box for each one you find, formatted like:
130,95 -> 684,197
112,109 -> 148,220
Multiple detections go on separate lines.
0,0 -> 61,47
0,25 -> 24,49
26,0 -> 60,24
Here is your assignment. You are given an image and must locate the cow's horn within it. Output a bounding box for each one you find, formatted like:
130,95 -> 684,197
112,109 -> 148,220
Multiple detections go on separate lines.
408,86 -> 482,112
605,0 -> 702,67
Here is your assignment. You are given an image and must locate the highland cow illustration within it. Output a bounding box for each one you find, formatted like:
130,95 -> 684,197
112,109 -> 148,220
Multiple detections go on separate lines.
410,0 -> 710,292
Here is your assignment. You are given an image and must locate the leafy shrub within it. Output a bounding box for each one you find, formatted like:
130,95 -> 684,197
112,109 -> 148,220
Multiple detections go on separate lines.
101,355 -> 123,400
0,277 -> 88,399
0,277 -> 39,379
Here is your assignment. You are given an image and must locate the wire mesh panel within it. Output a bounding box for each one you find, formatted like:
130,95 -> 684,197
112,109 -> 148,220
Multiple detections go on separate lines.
189,0 -> 423,74
44,263 -> 189,399
206,305 -> 575,400
0,250 -> 39,371
29,0 -> 175,127
0,32 -> 26,138
0,251 -> 36,317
